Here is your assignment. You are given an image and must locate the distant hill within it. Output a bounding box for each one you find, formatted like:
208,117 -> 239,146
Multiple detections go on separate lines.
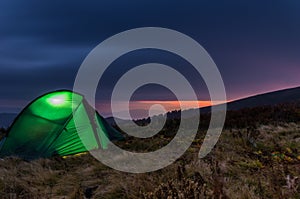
106,86 -> 300,123
199,86 -> 300,113
0,113 -> 17,128
226,86 -> 300,110
139,86 -> 300,120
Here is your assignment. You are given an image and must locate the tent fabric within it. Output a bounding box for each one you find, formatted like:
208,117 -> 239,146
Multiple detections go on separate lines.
0,90 -> 123,159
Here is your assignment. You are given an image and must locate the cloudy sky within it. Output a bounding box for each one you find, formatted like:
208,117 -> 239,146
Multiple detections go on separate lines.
0,0 -> 299,116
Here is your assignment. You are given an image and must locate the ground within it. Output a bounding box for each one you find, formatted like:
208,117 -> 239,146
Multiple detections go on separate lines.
0,121 -> 299,198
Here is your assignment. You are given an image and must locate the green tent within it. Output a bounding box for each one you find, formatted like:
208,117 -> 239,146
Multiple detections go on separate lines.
0,90 -> 123,159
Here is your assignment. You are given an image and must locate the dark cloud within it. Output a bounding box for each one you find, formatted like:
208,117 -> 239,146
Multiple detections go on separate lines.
0,0 -> 300,112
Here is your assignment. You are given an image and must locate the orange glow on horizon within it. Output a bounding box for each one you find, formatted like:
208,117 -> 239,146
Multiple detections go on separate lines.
136,100 -> 228,110
96,100 -> 229,118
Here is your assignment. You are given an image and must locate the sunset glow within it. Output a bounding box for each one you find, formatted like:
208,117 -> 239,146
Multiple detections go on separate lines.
96,100 -> 229,119
136,100 -> 227,110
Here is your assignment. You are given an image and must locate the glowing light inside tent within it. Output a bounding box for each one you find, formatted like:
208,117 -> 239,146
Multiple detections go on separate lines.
48,95 -> 67,106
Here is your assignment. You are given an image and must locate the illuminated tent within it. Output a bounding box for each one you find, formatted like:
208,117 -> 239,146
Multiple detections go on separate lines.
0,90 -> 123,159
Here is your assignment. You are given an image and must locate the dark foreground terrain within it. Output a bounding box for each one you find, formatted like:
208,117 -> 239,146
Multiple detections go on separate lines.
0,102 -> 299,199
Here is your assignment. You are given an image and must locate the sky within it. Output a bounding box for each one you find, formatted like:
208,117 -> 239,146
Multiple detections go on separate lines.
0,0 -> 300,117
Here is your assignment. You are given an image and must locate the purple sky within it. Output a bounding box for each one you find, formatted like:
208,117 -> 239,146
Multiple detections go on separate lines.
0,0 -> 299,115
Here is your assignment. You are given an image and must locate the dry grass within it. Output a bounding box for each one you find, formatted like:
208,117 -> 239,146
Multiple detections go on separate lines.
0,122 -> 299,198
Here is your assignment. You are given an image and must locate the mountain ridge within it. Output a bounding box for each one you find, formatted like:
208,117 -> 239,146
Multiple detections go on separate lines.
110,86 -> 300,123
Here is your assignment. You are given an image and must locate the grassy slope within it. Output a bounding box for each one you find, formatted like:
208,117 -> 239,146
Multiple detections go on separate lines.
0,104 -> 299,198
